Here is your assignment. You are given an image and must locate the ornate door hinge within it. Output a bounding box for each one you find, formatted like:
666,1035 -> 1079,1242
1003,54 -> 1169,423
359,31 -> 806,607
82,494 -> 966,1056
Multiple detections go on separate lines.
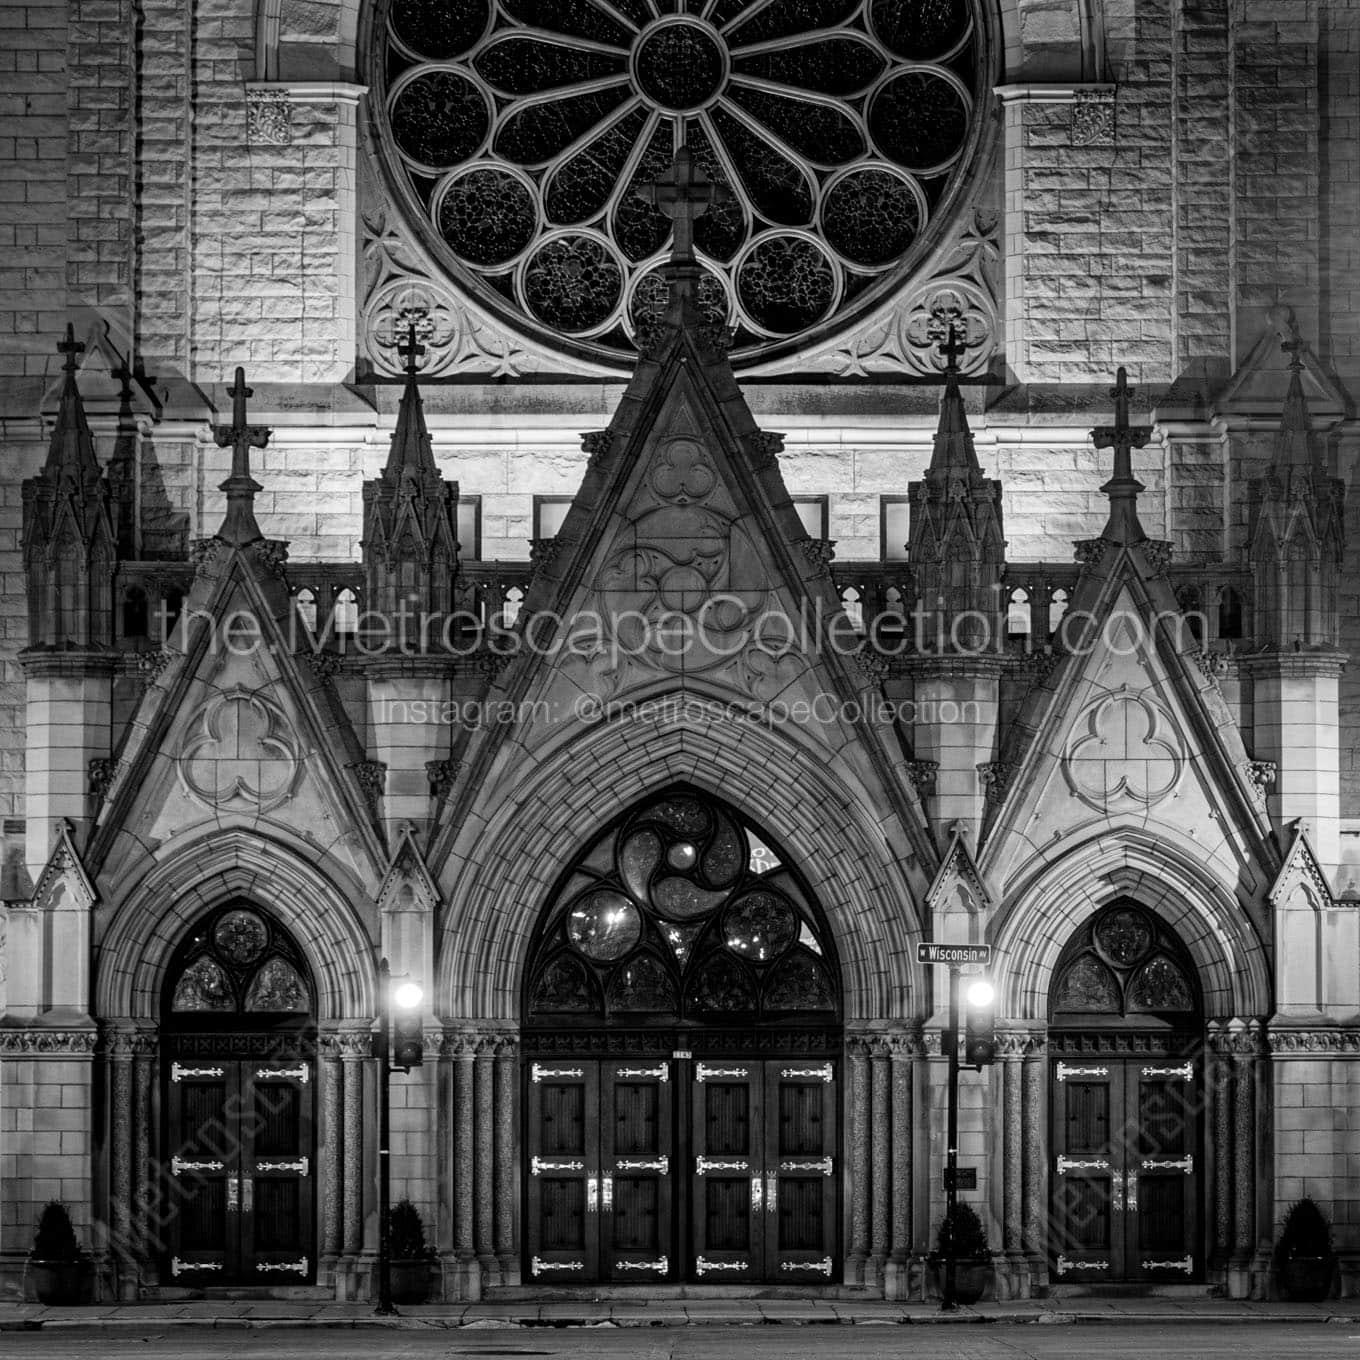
696,1156 -> 749,1174
530,1156 -> 584,1175
780,1064 -> 833,1082
256,1259 -> 308,1275
616,1065 -> 668,1081
531,1063 -> 583,1082
615,1157 -> 669,1174
695,1063 -> 749,1082
255,1157 -> 309,1176
1056,1155 -> 1110,1174
615,1257 -> 668,1273
779,1156 -> 833,1175
255,1065 -> 308,1083
781,1257 -> 833,1276
531,1256 -> 584,1275
170,1063 -> 225,1083
1141,1155 -> 1193,1173
171,1257 -> 224,1276
1140,1063 -> 1193,1079
1055,1062 -> 1109,1082
1054,1255 -> 1110,1275
1142,1256 -> 1193,1274
695,1257 -> 749,1275
170,1156 -> 225,1176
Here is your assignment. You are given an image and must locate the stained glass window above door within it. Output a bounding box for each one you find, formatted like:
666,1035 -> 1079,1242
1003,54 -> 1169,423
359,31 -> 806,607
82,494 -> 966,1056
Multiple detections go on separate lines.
526,790 -> 839,1024
167,904 -> 314,1016
372,0 -> 989,366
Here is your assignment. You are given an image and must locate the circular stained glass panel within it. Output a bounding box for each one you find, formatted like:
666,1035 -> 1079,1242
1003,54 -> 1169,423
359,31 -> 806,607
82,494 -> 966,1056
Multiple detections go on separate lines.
1093,907 -> 1154,967
568,890 -> 643,961
375,0 -> 986,364
213,909 -> 268,965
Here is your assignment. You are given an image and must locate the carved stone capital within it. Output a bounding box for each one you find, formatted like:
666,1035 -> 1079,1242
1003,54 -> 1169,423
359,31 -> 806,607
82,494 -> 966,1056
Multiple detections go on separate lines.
1070,87 -> 1115,146
347,759 -> 387,809
246,89 -> 292,146
88,757 -> 120,798
1267,1028 -> 1360,1054
904,760 -> 938,793
582,428 -> 614,466
977,760 -> 1016,805
0,1027 -> 99,1055
426,758 -> 461,798
801,537 -> 837,576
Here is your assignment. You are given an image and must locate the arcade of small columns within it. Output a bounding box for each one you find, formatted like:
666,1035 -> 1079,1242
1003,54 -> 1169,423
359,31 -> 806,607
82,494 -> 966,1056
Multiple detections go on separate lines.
90,1013 -> 1268,1297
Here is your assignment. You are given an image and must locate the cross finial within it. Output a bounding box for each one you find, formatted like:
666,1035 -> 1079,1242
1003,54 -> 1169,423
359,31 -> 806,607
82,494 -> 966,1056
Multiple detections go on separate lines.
638,145 -> 721,268
212,365 -> 271,547
937,316 -> 965,374
1091,366 -> 1152,545
58,323 -> 84,375
398,322 -> 425,378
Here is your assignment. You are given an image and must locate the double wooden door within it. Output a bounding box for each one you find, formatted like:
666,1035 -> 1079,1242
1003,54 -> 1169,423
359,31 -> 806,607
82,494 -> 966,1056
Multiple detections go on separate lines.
1050,1055 -> 1200,1282
164,1057 -> 315,1284
526,1055 -> 838,1283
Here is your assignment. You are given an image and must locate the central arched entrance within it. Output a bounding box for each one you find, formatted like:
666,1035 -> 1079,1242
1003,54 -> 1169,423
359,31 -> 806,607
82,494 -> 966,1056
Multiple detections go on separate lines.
160,903 -> 317,1287
1047,901 -> 1205,1285
521,788 -> 843,1285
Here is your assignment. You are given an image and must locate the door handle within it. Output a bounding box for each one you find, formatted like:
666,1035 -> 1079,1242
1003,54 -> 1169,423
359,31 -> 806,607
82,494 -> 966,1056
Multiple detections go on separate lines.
1112,1173 -> 1123,1211
766,1174 -> 777,1214
1125,1171 -> 1137,1212
750,1176 -> 762,1212
601,1175 -> 613,1211
242,1176 -> 254,1214
587,1176 -> 598,1213
226,1174 -> 239,1214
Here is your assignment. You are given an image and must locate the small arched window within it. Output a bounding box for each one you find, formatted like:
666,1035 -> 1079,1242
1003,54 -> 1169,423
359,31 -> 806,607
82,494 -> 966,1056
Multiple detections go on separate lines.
1218,586 -> 1243,641
1049,588 -> 1069,637
1007,587 -> 1031,640
166,904 -> 312,1018
121,586 -> 149,640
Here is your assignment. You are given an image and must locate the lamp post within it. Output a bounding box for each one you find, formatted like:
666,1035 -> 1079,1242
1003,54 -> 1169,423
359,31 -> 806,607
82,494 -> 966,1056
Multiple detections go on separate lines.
940,968 -> 995,1312
376,956 -> 423,1316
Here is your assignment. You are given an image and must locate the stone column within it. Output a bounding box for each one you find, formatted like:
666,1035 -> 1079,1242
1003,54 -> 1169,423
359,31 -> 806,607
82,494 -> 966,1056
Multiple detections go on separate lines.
845,1035 -> 870,1284
883,1032 -> 917,1301
107,1032 -> 135,1297
1002,1037 -> 1024,1256
1209,1026 -> 1233,1269
341,1039 -> 366,1258
131,1036 -> 154,1275
1021,1035 -> 1047,1281
1229,1023 -> 1259,1297
319,1035 -> 344,1261
494,1036 -> 518,1283
435,1030 -> 454,1257
474,1035 -> 496,1276
868,1037 -> 891,1286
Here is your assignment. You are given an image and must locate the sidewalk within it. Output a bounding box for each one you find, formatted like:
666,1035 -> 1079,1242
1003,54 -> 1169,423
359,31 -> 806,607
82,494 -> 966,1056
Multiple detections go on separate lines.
3,1296 -> 1360,1329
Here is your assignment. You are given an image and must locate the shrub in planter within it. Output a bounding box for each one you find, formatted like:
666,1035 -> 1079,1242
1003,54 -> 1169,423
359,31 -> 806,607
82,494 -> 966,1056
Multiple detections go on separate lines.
385,1200 -> 433,1304
29,1202 -> 92,1305
930,1202 -> 993,1305
1275,1198 -> 1335,1302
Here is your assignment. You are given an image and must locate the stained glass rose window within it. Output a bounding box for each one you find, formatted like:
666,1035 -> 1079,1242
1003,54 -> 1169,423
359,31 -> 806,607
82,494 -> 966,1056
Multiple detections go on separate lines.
375,0 -> 987,364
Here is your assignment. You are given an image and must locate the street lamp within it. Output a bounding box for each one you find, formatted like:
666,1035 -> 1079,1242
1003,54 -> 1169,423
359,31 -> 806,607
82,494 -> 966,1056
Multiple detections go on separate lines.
942,968 -> 995,1312
376,956 -> 424,1316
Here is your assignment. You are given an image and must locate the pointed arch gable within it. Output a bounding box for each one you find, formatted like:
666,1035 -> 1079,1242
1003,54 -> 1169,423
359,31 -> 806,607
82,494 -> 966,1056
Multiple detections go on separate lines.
95,829 -> 378,1021
991,827 -> 1270,1021
434,700 -> 927,1022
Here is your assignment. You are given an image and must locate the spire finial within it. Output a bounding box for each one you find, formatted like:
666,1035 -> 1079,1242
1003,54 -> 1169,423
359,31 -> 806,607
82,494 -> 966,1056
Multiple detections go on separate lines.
1092,366 -> 1151,545
58,323 -> 84,376
212,365 -> 270,547
921,309 -> 981,479
398,321 -> 425,378
637,145 -> 729,324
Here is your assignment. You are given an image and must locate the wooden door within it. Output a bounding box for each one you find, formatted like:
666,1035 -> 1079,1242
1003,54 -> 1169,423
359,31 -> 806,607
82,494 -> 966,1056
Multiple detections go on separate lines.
166,1060 -> 237,1282
525,1061 -> 601,1281
165,1056 -> 316,1284
243,1061 -> 314,1281
602,1060 -> 675,1281
690,1060 -> 763,1280
763,1060 -> 837,1281
1051,1056 -> 1199,1282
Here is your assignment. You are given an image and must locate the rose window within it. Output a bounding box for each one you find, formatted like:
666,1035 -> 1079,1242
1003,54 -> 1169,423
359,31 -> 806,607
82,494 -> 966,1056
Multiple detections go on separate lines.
375,0 -> 986,364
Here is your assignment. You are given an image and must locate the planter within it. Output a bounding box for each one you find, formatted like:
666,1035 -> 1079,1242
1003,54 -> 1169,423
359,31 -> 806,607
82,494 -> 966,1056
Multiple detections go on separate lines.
389,1259 -> 431,1305
1280,1256 -> 1335,1302
29,1258 -> 92,1305
928,1256 -> 993,1305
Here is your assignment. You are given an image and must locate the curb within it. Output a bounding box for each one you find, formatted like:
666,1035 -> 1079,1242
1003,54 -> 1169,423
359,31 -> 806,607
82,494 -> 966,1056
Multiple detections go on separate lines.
5,1310 -> 1360,1331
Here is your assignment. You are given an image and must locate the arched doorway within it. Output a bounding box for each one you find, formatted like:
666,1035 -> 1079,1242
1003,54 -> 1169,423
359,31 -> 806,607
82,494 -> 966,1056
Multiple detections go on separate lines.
522,788 -> 843,1285
160,903 -> 317,1286
1047,901 -> 1204,1284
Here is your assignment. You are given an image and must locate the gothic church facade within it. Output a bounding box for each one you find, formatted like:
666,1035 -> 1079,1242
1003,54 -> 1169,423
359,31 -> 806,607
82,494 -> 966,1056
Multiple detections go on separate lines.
1,0 -> 1359,1305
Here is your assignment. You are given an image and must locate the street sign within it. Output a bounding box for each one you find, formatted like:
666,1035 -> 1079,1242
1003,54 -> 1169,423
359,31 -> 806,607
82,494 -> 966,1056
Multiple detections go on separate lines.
917,943 -> 992,966
943,1167 -> 977,1191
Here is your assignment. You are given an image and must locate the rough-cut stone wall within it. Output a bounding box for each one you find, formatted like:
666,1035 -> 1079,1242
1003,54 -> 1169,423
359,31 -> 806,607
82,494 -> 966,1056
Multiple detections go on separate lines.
0,0 -> 67,375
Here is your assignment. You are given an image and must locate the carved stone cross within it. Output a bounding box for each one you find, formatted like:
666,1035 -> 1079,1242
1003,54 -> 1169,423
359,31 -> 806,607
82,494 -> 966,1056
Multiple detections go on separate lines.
213,366 -> 270,546
637,145 -> 724,268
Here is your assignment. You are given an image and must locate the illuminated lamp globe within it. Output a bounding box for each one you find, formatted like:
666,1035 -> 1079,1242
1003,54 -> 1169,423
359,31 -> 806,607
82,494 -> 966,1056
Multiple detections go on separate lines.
965,979 -> 994,1009
393,980 -> 424,1010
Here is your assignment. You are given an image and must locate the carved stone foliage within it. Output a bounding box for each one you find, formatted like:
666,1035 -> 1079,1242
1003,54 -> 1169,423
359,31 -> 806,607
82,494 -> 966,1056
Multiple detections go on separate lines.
177,687 -> 304,813
1061,688 -> 1185,812
247,90 -> 292,146
0,1028 -> 99,1054
1071,88 -> 1115,147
